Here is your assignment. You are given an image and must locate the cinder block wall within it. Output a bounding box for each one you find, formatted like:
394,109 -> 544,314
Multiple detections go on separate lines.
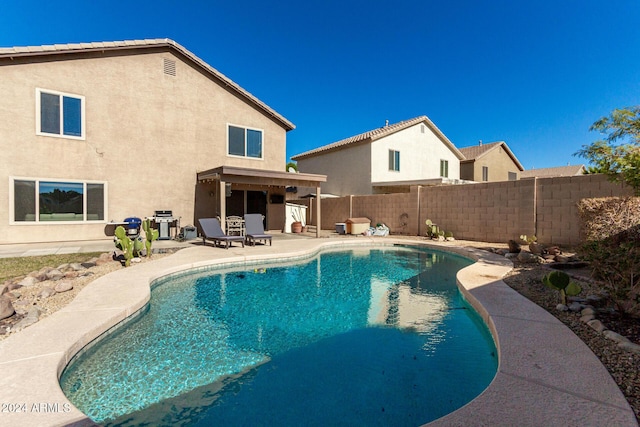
300,174 -> 633,246
417,179 -> 536,243
291,197 -> 351,228
535,174 -> 632,246
352,193 -> 418,235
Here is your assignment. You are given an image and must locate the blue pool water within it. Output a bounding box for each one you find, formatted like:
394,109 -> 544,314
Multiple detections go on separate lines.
60,246 -> 497,426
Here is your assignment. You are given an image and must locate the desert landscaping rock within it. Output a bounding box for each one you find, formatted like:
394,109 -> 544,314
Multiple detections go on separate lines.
37,287 -> 56,299
12,306 -> 41,332
604,330 -> 631,344
619,342 -> 640,354
507,239 -> 521,253
45,269 -> 65,281
94,253 -> 114,266
568,301 -> 584,312
588,319 -> 607,333
70,262 -> 86,271
0,296 -> 15,320
581,314 -> 596,323
54,282 -> 73,293
18,276 -> 39,287
34,267 -> 53,281
517,251 -> 540,263
7,283 -> 23,292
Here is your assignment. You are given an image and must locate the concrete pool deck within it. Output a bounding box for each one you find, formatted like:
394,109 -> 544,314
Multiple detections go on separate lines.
0,236 -> 636,426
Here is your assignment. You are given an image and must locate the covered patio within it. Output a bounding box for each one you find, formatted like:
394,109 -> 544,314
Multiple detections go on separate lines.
196,166 -> 326,237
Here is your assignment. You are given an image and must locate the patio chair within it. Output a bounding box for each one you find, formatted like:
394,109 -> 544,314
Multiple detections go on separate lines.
244,213 -> 272,246
225,215 -> 245,236
198,218 -> 245,249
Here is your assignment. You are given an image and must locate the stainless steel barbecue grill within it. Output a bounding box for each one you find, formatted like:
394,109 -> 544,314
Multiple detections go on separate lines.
149,210 -> 178,240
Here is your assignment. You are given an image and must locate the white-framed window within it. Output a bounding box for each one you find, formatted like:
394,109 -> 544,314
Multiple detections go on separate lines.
10,177 -> 106,223
440,159 -> 449,178
388,149 -> 400,171
36,88 -> 85,139
508,172 -> 518,181
482,166 -> 489,181
227,124 -> 263,159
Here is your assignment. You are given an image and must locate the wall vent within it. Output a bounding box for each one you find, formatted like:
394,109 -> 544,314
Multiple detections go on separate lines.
163,58 -> 176,76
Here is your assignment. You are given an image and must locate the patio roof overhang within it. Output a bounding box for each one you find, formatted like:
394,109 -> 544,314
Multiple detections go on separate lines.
197,166 -> 326,237
197,165 -> 326,187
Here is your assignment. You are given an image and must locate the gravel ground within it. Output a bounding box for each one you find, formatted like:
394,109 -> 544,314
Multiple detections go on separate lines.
0,251 -> 173,338
1,243 -> 638,420
502,261 -> 640,420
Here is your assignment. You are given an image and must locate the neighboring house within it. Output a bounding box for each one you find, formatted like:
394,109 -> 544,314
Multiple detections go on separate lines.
291,116 -> 465,196
0,39 -> 325,244
520,165 -> 586,179
459,141 -> 524,182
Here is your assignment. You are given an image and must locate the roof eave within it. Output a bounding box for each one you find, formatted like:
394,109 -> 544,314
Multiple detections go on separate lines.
293,115 -> 463,160
0,38 -> 295,131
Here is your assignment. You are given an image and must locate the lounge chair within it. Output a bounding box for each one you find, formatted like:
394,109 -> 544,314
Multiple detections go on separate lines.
244,213 -> 272,246
198,218 -> 245,249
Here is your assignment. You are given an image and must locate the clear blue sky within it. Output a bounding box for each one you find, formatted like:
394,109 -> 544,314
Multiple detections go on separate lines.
2,0 -> 639,169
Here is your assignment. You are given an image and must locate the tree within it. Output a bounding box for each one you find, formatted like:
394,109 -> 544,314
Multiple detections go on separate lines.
286,161 -> 298,172
575,106 -> 640,194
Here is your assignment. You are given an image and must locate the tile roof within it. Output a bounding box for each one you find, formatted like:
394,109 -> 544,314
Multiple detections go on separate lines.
459,141 -> 524,171
520,165 -> 586,178
0,38 -> 295,131
291,115 -> 464,160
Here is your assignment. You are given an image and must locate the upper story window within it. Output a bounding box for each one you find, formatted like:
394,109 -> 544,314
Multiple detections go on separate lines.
228,125 -> 263,159
36,89 -> 85,139
388,150 -> 400,171
482,166 -> 489,182
11,177 -> 105,223
440,159 -> 449,178
508,172 -> 518,181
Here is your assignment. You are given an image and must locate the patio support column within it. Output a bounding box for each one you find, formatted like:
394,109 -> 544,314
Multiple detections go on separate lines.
315,185 -> 321,238
219,180 -> 226,231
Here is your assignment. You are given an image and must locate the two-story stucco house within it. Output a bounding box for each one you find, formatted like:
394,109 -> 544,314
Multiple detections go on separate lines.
459,141 -> 524,182
0,39 -> 325,244
520,164 -> 586,179
291,116 -> 465,196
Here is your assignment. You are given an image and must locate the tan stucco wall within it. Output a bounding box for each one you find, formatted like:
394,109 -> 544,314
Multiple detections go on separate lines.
0,51 -> 289,243
461,146 -> 521,182
296,143 -> 372,196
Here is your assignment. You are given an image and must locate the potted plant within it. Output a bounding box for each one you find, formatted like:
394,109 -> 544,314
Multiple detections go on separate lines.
291,209 -> 304,233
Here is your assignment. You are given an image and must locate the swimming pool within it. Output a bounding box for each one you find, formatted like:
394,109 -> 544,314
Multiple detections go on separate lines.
60,245 -> 497,426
